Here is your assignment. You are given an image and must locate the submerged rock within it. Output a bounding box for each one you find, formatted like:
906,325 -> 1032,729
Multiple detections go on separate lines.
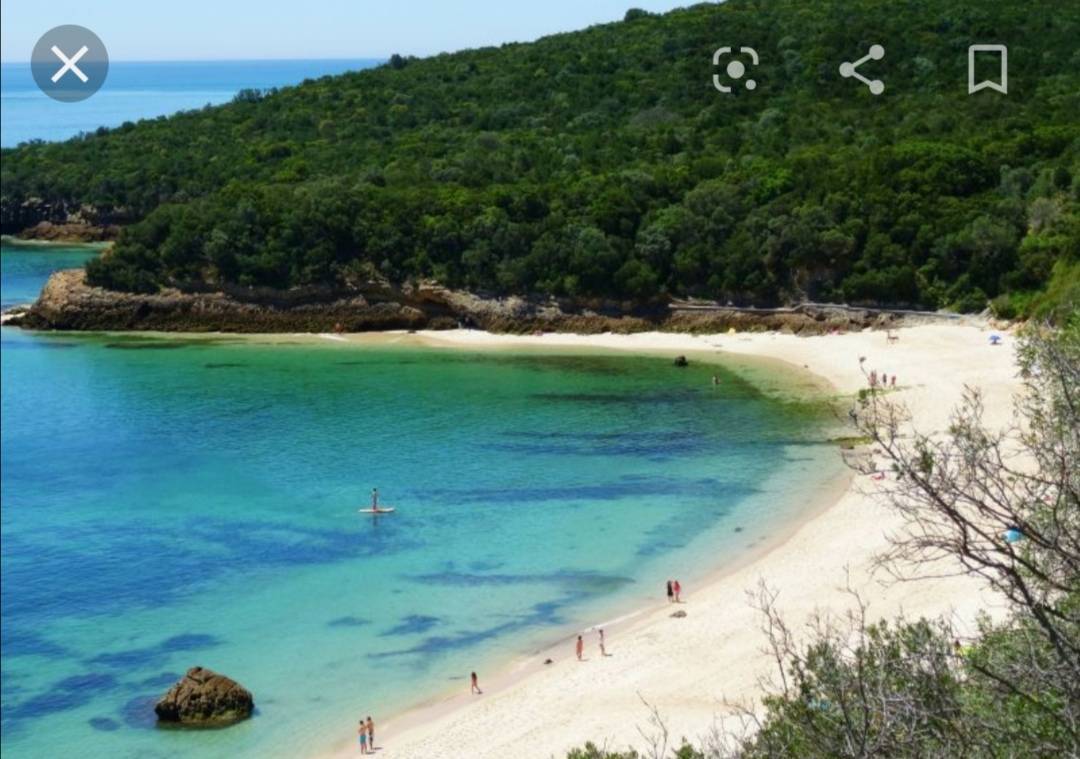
154,667 -> 253,727
673,355 -> 689,367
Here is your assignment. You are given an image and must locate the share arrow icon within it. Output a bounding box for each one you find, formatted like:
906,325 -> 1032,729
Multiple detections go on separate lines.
839,44 -> 885,95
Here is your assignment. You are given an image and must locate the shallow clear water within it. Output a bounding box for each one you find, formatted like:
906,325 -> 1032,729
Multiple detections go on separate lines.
0,240 -> 105,309
1,243 -> 844,758
1,60 -> 379,147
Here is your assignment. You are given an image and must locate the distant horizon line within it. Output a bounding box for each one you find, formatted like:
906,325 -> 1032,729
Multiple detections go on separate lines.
0,56 -> 387,65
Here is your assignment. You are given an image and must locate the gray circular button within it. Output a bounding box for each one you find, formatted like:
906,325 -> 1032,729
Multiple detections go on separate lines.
31,25 -> 108,102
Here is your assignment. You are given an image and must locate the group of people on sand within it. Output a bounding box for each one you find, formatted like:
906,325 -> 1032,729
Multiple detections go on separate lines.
666,579 -> 683,603
868,369 -> 897,388
575,627 -> 609,660
356,716 -> 376,754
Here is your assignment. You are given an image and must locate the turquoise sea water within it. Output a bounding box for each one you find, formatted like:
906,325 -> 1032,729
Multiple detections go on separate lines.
1,60 -> 379,147
1,242 -> 845,758
0,240 -> 107,309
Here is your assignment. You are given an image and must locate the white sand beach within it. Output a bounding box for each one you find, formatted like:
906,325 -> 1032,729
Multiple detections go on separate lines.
320,321 -> 1020,759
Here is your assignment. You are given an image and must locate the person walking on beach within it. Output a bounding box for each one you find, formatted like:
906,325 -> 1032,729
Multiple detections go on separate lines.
358,719 -> 368,754
673,579 -> 682,603
366,716 -> 375,751
599,628 -> 608,657
471,671 -> 482,694
576,635 -> 584,661
666,580 -> 674,603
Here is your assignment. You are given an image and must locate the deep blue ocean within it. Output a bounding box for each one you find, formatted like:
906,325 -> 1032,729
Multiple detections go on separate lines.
0,59 -> 379,147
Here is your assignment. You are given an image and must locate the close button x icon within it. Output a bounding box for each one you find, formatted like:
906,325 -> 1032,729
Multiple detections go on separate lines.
51,44 -> 89,83
31,24 -> 108,101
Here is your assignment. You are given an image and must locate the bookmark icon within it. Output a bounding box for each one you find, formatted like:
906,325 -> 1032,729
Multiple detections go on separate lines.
968,44 -> 1007,94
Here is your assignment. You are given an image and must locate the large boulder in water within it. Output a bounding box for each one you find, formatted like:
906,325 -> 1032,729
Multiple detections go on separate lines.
154,667 -> 253,726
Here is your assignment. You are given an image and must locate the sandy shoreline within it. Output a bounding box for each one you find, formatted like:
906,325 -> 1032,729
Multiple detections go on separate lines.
298,321 -> 1017,759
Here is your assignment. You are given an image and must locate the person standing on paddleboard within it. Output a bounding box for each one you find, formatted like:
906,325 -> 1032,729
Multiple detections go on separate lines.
371,488 -> 379,509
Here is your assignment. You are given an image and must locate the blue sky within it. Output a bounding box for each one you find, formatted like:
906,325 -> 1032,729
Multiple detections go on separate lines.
1,0 -> 695,62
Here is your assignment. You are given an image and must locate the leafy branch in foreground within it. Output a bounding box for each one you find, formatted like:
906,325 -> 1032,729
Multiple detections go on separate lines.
566,318 -> 1079,758
744,319 -> 1080,758
850,319 -> 1079,739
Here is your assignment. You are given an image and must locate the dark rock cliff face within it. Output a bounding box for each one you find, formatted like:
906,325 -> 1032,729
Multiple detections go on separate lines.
0,197 -> 126,240
8,268 -> 899,335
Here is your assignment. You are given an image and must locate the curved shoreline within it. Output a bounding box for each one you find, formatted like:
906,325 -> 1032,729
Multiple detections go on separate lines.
318,461 -> 854,759
1,320 -> 1018,758
308,323 -> 1017,759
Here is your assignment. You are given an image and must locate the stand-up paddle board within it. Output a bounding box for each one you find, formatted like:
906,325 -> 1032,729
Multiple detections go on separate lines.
358,507 -> 396,514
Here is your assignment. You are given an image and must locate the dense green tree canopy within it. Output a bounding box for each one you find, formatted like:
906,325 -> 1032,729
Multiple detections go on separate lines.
2,0 -> 1077,313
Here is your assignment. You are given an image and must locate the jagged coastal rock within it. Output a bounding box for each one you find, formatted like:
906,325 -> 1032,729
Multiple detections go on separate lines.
154,667 -> 254,726
9,268 -> 907,335
15,221 -> 119,242
0,197 -> 126,241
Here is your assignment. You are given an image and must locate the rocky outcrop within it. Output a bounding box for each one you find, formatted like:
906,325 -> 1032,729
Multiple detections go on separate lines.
10,269 -> 653,333
13,269 -> 432,332
154,667 -> 253,726
0,197 -> 126,240
15,221 -> 120,242
9,268 -> 910,335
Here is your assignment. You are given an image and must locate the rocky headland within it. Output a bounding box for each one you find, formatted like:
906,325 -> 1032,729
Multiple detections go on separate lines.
6,268 -> 917,335
1,197 -> 126,242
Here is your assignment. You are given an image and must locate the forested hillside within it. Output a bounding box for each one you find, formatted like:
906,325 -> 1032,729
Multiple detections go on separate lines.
2,0 -> 1078,315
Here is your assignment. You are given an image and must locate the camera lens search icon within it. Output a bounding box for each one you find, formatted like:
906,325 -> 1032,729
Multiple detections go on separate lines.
713,47 -> 759,93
